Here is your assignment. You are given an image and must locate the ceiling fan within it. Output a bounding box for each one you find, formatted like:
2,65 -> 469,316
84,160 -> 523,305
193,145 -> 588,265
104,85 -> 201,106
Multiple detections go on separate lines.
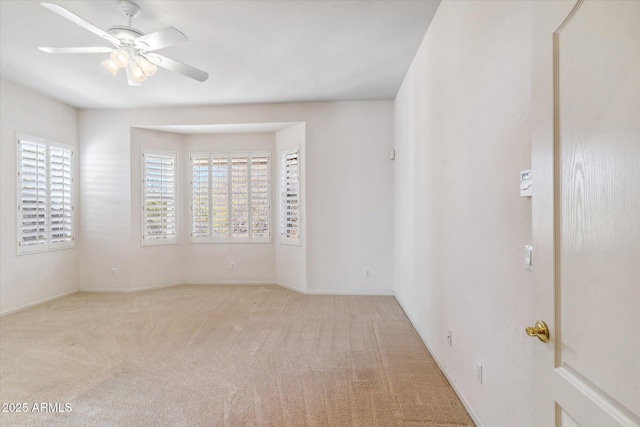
39,0 -> 209,86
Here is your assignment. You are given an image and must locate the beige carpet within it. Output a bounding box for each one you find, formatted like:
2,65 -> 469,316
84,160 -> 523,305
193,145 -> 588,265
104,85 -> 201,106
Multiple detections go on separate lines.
0,285 -> 474,426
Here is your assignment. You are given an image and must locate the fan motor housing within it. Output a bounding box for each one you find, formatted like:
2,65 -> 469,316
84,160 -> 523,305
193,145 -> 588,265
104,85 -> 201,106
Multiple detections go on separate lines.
107,26 -> 144,42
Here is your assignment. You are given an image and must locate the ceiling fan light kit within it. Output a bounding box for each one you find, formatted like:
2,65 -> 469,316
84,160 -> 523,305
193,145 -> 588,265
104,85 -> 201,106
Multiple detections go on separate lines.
110,49 -> 129,68
39,0 -> 208,86
137,57 -> 157,77
101,58 -> 120,75
101,47 -> 157,82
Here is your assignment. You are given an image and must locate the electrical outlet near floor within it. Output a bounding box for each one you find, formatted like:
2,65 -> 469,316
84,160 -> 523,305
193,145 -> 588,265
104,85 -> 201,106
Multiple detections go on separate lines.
229,262 -> 236,270
476,362 -> 483,384
447,330 -> 452,346
111,267 -> 117,276
364,269 -> 371,279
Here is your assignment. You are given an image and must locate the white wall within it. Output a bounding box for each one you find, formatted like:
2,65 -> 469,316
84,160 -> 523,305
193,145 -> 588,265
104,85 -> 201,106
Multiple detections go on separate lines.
393,2 -> 533,426
0,79 -> 79,314
78,109 -> 133,291
306,103 -> 394,294
275,124 -> 307,292
79,101 -> 394,294
130,128 -> 186,290
184,132 -> 277,285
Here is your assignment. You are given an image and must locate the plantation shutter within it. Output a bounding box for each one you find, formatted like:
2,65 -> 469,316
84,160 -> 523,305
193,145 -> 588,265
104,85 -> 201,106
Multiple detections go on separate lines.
49,144 -> 73,247
17,135 -> 75,255
250,155 -> 270,240
190,151 -> 271,243
211,156 -> 229,239
18,140 -> 48,251
231,155 -> 249,238
281,148 -> 300,243
191,154 -> 210,241
142,150 -> 177,245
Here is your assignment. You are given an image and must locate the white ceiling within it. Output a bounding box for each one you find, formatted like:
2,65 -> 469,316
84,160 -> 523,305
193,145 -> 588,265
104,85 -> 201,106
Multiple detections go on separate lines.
0,0 -> 439,109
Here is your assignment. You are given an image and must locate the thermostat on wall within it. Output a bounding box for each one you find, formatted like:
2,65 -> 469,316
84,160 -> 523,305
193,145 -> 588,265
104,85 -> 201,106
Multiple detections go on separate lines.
520,169 -> 532,197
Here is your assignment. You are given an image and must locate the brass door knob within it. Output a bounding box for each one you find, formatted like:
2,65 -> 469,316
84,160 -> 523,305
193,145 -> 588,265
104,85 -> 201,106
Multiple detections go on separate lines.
526,320 -> 550,343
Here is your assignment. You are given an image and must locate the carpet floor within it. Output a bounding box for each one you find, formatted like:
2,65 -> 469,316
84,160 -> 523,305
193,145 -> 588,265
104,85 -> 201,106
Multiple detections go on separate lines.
0,285 -> 474,426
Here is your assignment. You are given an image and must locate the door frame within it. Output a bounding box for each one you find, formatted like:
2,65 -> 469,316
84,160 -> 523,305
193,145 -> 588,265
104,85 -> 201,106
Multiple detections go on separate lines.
531,1 -> 572,421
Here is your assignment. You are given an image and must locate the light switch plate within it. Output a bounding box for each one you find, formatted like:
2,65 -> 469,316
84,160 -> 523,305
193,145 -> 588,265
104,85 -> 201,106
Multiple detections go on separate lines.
520,169 -> 532,197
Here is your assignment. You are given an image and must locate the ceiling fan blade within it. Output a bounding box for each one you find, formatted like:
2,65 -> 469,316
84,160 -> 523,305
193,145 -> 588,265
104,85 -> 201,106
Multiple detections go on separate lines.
135,27 -> 188,51
146,54 -> 209,82
41,2 -> 120,47
39,47 -> 114,54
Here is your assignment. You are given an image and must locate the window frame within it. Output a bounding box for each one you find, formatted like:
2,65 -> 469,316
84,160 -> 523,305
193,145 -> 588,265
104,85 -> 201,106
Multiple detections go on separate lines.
16,133 -> 75,255
141,148 -> 178,246
280,146 -> 301,246
190,151 -> 271,244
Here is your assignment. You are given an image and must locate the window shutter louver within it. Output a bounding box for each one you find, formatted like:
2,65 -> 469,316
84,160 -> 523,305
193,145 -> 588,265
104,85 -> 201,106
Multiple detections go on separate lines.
142,150 -> 177,245
17,135 -> 75,255
250,155 -> 270,239
49,145 -> 73,246
281,149 -> 300,243
190,151 -> 270,243
211,156 -> 229,238
19,141 -> 48,250
191,155 -> 210,240
231,155 -> 249,238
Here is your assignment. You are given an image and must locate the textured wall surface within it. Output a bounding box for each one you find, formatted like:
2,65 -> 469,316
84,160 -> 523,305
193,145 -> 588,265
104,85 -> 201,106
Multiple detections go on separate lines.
393,2 -> 534,425
0,79 -> 79,314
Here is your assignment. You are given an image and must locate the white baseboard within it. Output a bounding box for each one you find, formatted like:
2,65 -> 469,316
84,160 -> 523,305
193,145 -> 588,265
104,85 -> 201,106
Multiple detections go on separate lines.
394,294 -> 484,427
80,281 -> 186,293
132,281 -> 186,292
274,282 -> 394,296
305,288 -> 394,296
79,280 -> 391,296
275,281 -> 306,294
185,281 -> 276,286
0,289 -> 79,316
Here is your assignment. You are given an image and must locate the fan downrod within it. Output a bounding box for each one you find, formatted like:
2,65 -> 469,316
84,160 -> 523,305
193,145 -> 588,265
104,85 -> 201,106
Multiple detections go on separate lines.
109,0 -> 143,41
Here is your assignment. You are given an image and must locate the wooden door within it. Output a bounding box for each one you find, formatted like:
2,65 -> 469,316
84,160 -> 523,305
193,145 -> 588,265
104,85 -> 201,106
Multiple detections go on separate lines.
532,0 -> 640,425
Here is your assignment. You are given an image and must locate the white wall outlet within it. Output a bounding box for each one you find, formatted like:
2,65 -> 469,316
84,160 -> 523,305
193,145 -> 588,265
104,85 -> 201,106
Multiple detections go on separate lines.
364,269 -> 371,279
447,330 -> 452,346
524,245 -> 533,271
476,362 -> 483,384
229,262 -> 236,270
111,268 -> 117,276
